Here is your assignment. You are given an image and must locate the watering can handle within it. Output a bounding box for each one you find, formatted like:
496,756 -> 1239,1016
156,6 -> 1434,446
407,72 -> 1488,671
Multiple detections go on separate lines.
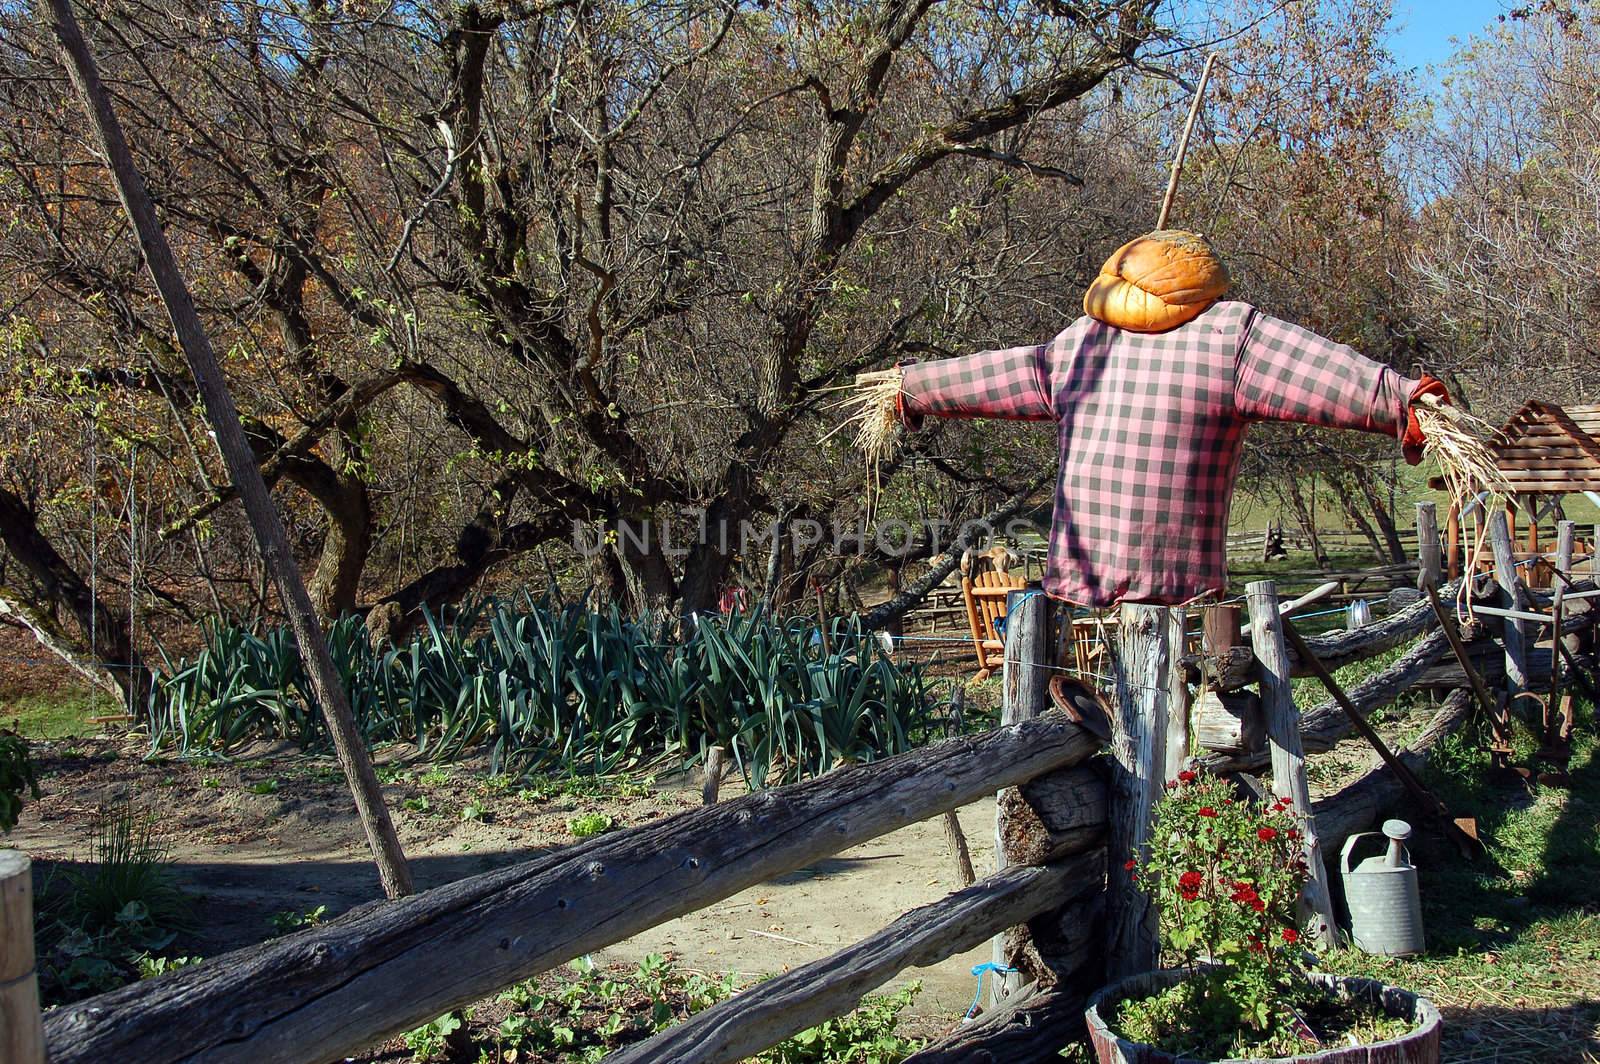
1341,831 -> 1384,875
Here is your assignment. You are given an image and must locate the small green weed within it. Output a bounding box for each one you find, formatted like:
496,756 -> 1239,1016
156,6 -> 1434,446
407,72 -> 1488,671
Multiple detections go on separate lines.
376,763 -> 414,785
759,980 -> 922,1062
460,799 -> 486,822
137,953 -> 202,979
418,766 -> 451,787
567,812 -> 614,838
403,795 -> 432,814
34,804 -> 192,1004
403,1011 -> 463,1061
516,773 -> 655,803
247,779 -> 280,795
269,905 -> 327,937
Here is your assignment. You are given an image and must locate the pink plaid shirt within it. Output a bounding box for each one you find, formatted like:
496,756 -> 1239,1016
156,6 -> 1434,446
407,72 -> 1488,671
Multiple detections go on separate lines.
900,301 -> 1418,606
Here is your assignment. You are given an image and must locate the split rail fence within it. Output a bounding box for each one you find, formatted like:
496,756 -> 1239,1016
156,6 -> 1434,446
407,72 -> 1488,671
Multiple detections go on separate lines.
2,507 -> 1596,1064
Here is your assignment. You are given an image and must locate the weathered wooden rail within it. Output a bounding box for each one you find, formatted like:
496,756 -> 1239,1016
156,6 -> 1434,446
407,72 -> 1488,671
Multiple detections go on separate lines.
40,689 -> 1107,1064
13,509 -> 1596,1064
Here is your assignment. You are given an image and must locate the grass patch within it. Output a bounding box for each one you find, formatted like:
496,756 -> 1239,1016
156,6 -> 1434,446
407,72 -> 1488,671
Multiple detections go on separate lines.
1,688 -> 105,739
1320,707 -> 1600,1060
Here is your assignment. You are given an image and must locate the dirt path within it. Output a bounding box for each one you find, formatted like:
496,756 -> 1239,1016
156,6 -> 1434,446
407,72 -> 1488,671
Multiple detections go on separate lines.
9,735 -> 997,1027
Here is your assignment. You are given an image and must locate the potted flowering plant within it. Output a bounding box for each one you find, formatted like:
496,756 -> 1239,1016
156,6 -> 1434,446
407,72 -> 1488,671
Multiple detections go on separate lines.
1083,771 -> 1441,1062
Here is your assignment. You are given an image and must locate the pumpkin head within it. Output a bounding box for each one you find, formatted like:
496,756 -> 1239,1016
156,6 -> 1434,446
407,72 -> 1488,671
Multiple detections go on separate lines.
1082,230 -> 1231,333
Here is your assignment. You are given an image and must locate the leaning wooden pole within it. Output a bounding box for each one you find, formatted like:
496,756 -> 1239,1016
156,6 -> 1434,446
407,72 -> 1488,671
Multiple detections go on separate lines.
1,851 -> 46,1064
46,0 -> 412,899
1247,580 -> 1340,947
1155,52 -> 1218,230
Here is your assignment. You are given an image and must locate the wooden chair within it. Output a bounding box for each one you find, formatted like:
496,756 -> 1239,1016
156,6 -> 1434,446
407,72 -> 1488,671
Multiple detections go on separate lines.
961,556 -> 1028,681
1062,614 -> 1108,677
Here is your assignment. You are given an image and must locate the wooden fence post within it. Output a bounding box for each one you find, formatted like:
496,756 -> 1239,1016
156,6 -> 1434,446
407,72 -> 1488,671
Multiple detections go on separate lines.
1544,521 -> 1577,762
1164,608 -> 1192,782
1105,602 -> 1170,983
1202,604 -> 1241,655
1246,581 -> 1340,947
1,851 -> 45,1064
992,591 -> 1049,1004
1488,510 -> 1529,696
1416,502 -> 1442,594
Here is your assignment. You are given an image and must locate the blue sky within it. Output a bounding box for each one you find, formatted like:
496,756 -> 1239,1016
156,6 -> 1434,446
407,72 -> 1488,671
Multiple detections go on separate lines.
1387,0 -> 1507,73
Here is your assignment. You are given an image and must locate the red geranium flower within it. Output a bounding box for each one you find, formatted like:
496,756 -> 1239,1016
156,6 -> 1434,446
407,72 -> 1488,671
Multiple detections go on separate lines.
1258,827 -> 1278,841
1124,859 -> 1137,871
1287,828 -> 1301,840
1178,870 -> 1204,900
1282,928 -> 1300,944
1197,807 -> 1218,818
1248,936 -> 1265,953
1250,897 -> 1266,912
1178,769 -> 1198,783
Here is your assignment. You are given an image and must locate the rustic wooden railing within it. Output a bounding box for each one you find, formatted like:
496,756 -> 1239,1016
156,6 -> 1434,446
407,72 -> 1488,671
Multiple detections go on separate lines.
8,508 -> 1596,1064
37,651 -> 1109,1064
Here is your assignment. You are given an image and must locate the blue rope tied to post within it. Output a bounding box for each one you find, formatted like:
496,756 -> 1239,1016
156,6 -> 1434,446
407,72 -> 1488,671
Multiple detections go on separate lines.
964,962 -> 1019,1021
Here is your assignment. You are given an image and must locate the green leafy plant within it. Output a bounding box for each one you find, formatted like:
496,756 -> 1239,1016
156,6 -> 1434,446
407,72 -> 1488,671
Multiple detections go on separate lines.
147,597 -> 928,786
759,980 -> 923,1063
0,728 -> 39,833
1117,771 -> 1389,1059
65,805 -> 190,936
34,804 -> 192,1004
403,1011 -> 462,1062
269,905 -> 327,937
567,812 -> 614,838
137,953 -> 202,979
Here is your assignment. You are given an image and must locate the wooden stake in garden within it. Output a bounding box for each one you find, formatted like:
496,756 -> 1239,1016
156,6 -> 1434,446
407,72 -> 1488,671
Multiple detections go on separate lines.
1246,580 -> 1341,947
47,0 -> 412,899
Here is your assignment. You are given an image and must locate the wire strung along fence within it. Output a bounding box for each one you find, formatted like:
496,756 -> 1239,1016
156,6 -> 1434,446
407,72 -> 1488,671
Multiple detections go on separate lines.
3,505 -> 1597,1064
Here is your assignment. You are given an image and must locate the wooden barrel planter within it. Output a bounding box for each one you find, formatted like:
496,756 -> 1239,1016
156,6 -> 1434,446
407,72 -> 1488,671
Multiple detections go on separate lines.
1083,969 -> 1441,1064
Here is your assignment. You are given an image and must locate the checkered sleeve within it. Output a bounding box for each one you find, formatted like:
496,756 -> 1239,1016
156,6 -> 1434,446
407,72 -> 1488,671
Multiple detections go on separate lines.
1233,310 -> 1417,439
897,344 -> 1054,430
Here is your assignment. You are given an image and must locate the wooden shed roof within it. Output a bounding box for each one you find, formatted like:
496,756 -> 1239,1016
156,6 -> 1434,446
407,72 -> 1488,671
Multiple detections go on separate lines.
1491,401 -> 1600,495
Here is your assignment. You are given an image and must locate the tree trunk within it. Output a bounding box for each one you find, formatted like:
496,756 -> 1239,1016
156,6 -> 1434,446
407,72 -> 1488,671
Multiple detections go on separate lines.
1351,466 -> 1407,565
0,486 -> 152,706
1331,475 -> 1387,563
1284,478 -> 1329,568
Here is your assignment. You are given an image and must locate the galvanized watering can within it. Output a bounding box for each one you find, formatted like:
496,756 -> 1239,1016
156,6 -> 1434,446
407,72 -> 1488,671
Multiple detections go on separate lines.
1341,819 -> 1424,956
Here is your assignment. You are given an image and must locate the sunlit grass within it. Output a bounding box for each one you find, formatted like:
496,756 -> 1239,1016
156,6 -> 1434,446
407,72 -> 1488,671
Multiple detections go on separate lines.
1,687 -> 106,739
1321,708 -> 1600,1060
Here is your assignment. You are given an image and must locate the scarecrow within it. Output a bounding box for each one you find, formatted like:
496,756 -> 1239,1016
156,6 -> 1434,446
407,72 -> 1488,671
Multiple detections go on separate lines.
847,230 -> 1451,608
